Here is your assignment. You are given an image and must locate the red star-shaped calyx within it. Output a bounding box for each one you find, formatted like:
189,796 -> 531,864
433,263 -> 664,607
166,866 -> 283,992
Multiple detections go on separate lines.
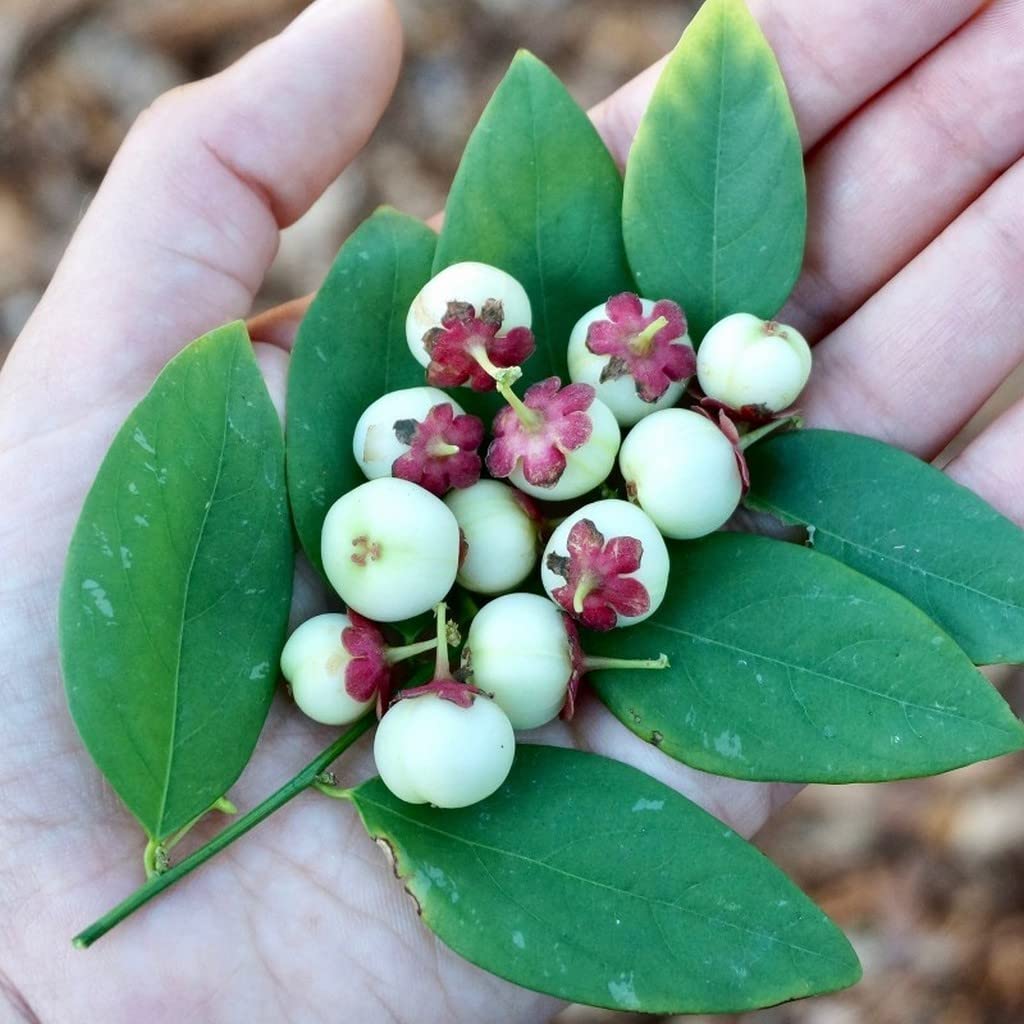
392,402 -> 484,496
546,518 -> 650,631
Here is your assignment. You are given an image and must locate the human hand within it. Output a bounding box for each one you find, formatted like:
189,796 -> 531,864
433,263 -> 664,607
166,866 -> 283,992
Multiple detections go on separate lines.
1,0 -> 1020,1021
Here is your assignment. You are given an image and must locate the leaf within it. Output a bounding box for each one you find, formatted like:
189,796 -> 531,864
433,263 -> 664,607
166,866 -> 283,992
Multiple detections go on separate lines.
286,207 -> 437,572
351,745 -> 860,1013
59,322 -> 293,840
587,532 -> 1024,782
622,0 -> 806,341
746,429 -> 1024,665
434,50 -> 634,417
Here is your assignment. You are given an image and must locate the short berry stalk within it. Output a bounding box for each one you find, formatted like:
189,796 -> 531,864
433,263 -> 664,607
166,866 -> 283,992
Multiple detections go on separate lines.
579,652 -> 670,672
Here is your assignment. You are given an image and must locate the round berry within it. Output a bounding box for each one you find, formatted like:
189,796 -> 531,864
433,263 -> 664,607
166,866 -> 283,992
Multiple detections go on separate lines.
321,478 -> 460,621
444,480 -> 539,595
619,409 -> 742,540
540,499 -> 669,630
567,294 -> 695,427
373,689 -> 515,808
487,377 -> 620,501
697,313 -> 812,414
406,262 -> 533,384
280,613 -> 373,726
464,594 -> 571,729
352,387 -> 482,496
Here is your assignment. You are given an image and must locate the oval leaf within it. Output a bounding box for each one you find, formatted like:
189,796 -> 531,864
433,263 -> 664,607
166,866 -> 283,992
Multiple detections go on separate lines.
622,0 -> 806,341
59,322 -> 293,840
746,429 -> 1024,665
587,533 -> 1024,782
286,208 -> 437,571
434,50 -> 634,414
351,745 -> 860,1013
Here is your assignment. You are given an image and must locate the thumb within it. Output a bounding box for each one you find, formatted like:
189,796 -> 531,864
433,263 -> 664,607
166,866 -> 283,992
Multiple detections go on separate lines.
0,0 -> 402,445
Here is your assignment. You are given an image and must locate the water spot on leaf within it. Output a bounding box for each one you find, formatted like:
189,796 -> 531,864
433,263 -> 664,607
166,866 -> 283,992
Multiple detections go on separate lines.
714,731 -> 743,759
120,546 -> 133,570
249,661 -> 270,681
512,931 -> 525,949
132,427 -> 156,454
608,973 -> 640,1010
631,797 -> 664,813
133,515 -> 150,528
82,579 -> 114,619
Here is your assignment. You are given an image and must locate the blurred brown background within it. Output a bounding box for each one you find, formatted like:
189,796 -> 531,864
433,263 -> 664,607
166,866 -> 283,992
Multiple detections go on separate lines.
2,1 -> 1023,1022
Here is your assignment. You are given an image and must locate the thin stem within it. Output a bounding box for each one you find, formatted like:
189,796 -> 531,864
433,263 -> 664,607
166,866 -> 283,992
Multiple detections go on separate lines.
583,652 -> 670,672
384,636 -> 438,666
470,345 -> 521,385
433,602 -> 451,679
497,378 -> 541,431
313,781 -> 351,800
73,715 -> 375,950
630,315 -> 668,355
572,574 -> 598,615
142,839 -> 162,881
738,413 -> 802,451
163,796 -> 238,853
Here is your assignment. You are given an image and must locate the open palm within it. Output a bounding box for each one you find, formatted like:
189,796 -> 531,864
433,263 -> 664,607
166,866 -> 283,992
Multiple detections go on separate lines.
1,0 -> 1021,1020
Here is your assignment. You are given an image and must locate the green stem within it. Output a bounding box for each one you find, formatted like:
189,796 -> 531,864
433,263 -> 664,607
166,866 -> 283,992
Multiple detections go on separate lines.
630,315 -> 668,355
434,602 -> 451,679
738,413 -> 803,451
470,345 -> 521,386
142,839 -> 162,881
497,378 -> 541,431
385,636 -> 439,666
73,715 -> 374,950
583,652 -> 670,672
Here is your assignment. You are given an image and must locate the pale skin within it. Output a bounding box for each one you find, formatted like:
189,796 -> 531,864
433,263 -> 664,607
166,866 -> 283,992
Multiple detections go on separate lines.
1,0 -> 1022,1019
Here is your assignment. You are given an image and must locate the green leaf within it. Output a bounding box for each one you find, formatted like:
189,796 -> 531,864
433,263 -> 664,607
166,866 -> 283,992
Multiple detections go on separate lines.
622,0 -> 806,341
350,745 -> 860,1013
286,208 -> 437,572
587,533 -> 1024,782
434,50 -> 634,416
59,322 -> 293,840
746,429 -> 1024,665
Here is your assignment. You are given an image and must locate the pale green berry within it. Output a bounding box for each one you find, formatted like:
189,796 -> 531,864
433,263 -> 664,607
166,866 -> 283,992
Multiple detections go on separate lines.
280,613 -> 371,726
697,313 -> 812,412
406,261 -> 532,368
321,478 -> 459,621
540,499 -> 669,630
444,480 -> 539,595
353,387 -> 464,480
619,409 -> 741,540
373,691 -> 515,808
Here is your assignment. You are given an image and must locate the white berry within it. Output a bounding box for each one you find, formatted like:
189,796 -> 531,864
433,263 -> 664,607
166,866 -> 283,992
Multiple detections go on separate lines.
464,594 -> 572,729
567,298 -> 694,427
444,480 -> 538,595
406,261 -> 532,368
321,478 -> 460,621
697,313 -> 812,412
373,691 -> 515,807
353,387 -> 464,480
507,395 -> 621,501
619,409 -> 742,540
280,613 -> 371,726
540,499 -> 669,630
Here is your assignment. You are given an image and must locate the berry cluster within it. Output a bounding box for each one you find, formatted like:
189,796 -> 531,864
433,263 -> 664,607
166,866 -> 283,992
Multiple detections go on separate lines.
282,261 -> 812,808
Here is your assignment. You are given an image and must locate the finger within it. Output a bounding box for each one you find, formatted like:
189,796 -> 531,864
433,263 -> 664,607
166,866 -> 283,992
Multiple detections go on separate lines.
783,0 -> 1024,340
945,395 -> 1024,524
801,155 -> 1024,458
589,0 -> 985,165
0,0 -> 402,445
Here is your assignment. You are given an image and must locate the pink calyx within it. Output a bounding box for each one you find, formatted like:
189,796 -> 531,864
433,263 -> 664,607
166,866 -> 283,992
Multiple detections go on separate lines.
586,292 -> 694,402
424,300 -> 535,392
486,376 -> 595,488
392,402 -> 484,496
545,517 -> 650,631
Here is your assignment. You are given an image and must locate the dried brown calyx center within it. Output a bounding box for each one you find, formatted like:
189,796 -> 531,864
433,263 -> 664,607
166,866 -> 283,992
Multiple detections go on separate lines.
350,535 -> 382,566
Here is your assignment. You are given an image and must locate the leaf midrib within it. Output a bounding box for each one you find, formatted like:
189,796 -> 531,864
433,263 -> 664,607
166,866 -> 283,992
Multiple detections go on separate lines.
749,494 -> 1024,615
356,796 -> 847,966
644,618 -> 1017,737
155,340 -> 236,837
